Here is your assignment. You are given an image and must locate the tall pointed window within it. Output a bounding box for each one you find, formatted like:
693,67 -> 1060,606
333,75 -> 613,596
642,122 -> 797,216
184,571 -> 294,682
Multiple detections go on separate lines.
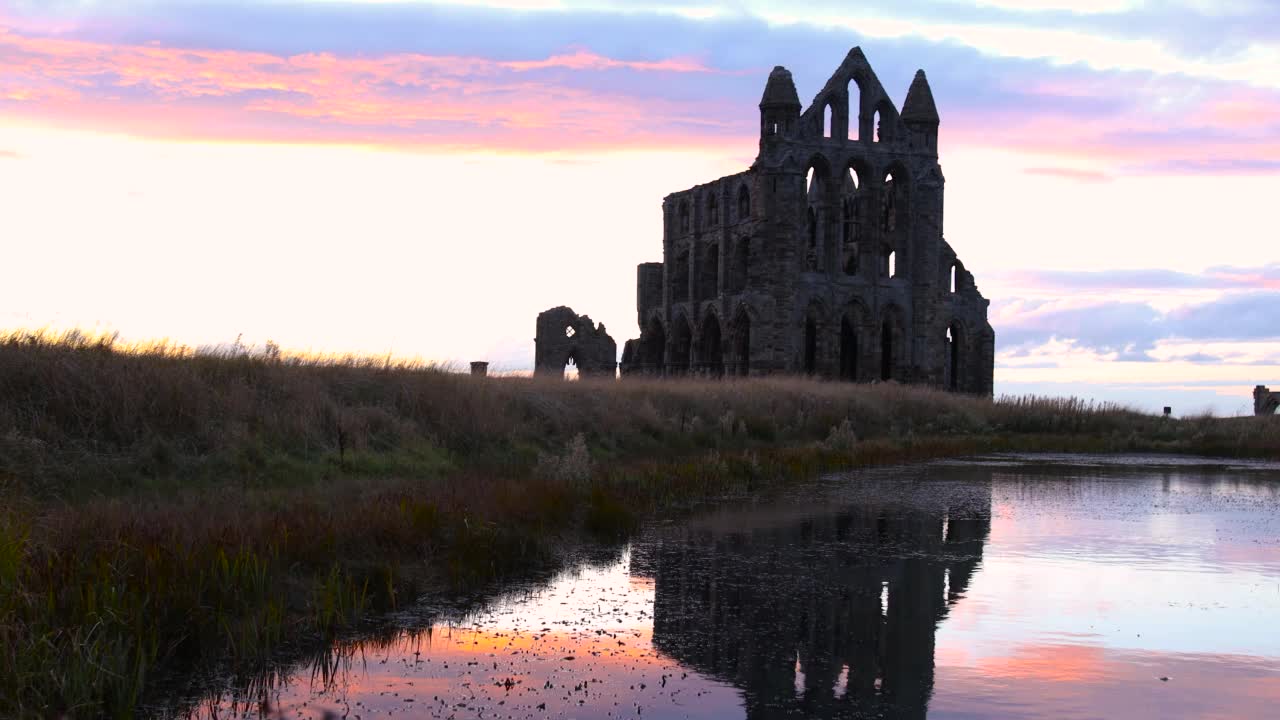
847,77 -> 863,141
881,172 -> 897,233
842,167 -> 860,275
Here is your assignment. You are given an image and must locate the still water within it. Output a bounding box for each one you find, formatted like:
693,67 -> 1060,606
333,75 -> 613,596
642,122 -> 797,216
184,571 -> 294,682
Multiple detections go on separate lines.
187,455 -> 1280,719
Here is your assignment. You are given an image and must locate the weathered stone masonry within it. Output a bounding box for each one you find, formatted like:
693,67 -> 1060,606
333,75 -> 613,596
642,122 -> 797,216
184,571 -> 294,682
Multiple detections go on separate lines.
534,306 -> 618,378
620,48 -> 995,394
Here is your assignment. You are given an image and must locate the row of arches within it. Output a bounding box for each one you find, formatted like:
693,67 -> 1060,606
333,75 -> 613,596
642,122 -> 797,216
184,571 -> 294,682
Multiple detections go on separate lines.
675,184 -> 752,236
632,309 -> 751,378
633,306 -> 971,391
804,159 -> 907,279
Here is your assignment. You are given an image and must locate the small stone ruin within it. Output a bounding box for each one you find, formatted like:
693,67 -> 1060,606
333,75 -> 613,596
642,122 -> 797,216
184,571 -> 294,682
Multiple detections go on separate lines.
534,306 -> 617,378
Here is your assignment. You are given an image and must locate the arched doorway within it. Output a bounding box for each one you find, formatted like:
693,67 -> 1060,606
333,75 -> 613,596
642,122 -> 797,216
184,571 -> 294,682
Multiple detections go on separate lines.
733,311 -> 751,376
840,316 -> 858,382
564,350 -> 580,381
880,321 -> 893,381
670,314 -> 693,376
880,306 -> 903,382
698,313 -> 724,377
804,318 -> 818,376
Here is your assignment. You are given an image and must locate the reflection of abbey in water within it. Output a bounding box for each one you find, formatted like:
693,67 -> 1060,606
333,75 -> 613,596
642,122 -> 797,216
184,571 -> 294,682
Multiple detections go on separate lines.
635,483 -> 991,719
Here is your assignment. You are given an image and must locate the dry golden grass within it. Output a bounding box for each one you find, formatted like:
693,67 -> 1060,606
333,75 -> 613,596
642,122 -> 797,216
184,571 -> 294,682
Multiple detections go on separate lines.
0,328 -> 1276,718
9,326 -> 1269,500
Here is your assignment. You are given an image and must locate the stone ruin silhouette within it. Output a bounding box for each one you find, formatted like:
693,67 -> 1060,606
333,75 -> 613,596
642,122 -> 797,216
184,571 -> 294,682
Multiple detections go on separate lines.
1256,386 -> 1279,416
533,306 -> 617,378
537,47 -> 995,393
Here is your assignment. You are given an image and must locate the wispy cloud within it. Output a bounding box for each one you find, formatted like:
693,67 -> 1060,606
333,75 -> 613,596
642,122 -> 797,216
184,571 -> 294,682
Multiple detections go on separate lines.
2,4 -> 1279,168
0,27 -> 740,151
993,264 -> 1280,292
1023,167 -> 1111,183
994,289 -> 1280,358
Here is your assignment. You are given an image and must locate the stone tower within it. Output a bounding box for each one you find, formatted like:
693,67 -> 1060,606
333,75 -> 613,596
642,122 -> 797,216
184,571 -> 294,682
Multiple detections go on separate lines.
620,48 -> 994,394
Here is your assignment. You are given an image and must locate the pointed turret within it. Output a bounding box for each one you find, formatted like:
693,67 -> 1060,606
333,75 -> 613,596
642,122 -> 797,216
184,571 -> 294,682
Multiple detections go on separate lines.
759,66 -> 801,147
901,70 -> 939,125
759,66 -> 801,109
902,69 -> 939,154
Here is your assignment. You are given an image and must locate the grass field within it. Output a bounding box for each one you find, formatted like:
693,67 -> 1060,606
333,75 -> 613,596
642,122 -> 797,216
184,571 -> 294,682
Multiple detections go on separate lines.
1,329 -> 1276,717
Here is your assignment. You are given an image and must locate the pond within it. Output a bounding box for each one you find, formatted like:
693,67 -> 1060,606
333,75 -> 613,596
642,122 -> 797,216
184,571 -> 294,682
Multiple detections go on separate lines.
179,454 -> 1280,719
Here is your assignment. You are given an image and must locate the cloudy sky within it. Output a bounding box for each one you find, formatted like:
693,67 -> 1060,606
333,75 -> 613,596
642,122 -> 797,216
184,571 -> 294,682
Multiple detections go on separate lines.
2,0 -> 1277,414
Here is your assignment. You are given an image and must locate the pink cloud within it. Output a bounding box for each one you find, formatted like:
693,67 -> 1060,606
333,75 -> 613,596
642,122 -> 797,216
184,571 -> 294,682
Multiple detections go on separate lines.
0,26 -> 743,153
947,112 -> 1280,172
501,49 -> 714,73
1205,267 -> 1280,290
1023,167 -> 1112,183
3,21 -> 1279,169
1202,90 -> 1280,128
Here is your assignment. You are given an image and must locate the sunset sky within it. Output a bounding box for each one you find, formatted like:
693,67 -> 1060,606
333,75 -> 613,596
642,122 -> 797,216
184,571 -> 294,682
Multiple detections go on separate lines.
2,0 -> 1277,414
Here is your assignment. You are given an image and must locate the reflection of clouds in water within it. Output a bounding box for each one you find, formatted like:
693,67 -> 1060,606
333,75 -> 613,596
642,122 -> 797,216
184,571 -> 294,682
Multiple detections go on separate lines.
190,547 -> 746,719
185,461 -> 1280,720
954,468 -> 1280,659
934,646 -> 1280,719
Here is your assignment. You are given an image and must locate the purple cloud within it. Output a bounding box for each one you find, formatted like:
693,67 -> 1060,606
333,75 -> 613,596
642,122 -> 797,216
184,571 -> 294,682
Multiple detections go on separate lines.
996,290 -> 1280,357
1166,292 -> 1280,342
996,264 -> 1280,292
997,300 -> 1165,355
1164,352 -> 1226,364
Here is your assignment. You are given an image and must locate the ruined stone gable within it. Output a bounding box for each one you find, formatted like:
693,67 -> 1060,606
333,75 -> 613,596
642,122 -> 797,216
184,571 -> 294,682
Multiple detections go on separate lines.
535,306 -> 617,378
620,47 -> 995,394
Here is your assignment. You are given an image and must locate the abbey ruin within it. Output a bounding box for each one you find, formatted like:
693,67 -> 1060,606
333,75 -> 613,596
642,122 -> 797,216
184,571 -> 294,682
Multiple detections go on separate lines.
1256,386 -> 1279,416
619,48 -> 994,393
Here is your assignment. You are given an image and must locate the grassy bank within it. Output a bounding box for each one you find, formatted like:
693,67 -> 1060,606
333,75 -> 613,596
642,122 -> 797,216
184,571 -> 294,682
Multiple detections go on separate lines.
1,330 -> 1276,717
